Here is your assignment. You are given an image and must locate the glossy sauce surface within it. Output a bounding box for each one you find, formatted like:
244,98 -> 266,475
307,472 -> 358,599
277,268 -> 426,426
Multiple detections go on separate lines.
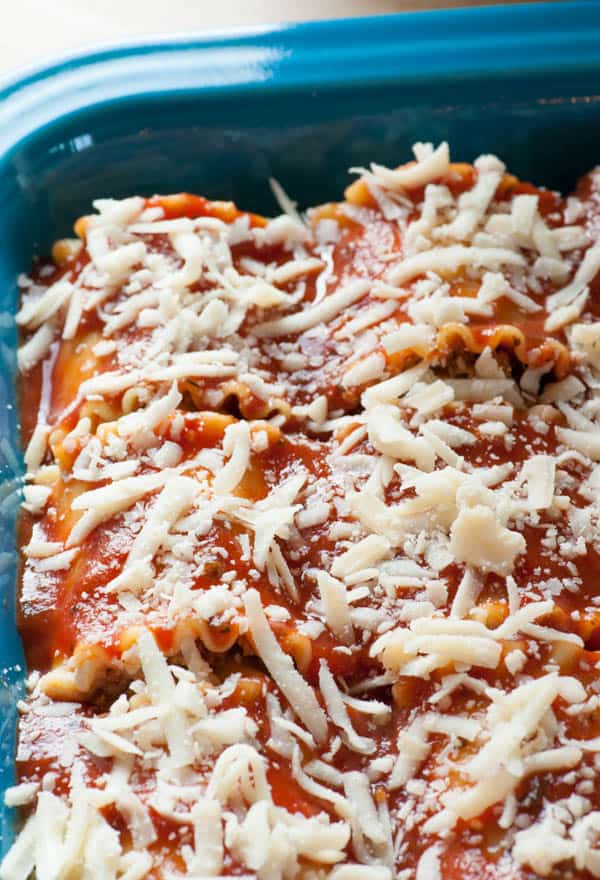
12,162 -> 600,880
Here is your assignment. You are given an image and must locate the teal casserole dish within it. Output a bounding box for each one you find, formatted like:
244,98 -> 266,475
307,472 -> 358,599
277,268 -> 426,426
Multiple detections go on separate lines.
2,0 -> 600,859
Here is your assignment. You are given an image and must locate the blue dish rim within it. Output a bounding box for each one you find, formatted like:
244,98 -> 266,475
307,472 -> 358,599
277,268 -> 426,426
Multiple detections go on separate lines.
2,0 -> 600,856
1,0 -> 600,163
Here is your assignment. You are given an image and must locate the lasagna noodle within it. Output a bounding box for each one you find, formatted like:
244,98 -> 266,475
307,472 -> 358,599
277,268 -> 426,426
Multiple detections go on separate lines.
18,156 -> 594,447
27,389 -> 600,699
19,412 -> 349,699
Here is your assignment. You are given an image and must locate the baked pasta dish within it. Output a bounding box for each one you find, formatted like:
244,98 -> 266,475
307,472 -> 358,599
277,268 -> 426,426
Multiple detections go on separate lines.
5,142 -> 600,879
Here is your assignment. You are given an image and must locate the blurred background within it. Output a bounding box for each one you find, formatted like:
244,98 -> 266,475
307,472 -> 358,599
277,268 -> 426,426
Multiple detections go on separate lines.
1,0 -> 546,75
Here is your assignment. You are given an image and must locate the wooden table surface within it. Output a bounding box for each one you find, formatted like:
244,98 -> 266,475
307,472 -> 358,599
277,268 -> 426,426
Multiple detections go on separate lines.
0,0 -> 548,77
